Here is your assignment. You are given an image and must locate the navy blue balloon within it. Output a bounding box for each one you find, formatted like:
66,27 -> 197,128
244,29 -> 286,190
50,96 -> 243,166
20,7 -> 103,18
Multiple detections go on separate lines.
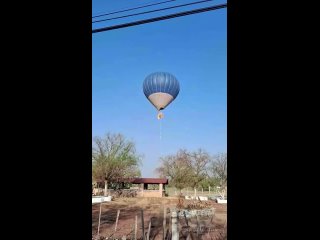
143,72 -> 179,119
143,72 -> 180,99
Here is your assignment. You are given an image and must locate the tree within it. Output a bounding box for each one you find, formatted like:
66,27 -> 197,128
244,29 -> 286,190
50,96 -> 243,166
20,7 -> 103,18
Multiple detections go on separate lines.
156,149 -> 193,191
92,133 -> 142,194
187,149 -> 211,189
199,177 -> 220,191
209,153 -> 227,198
156,149 -> 211,191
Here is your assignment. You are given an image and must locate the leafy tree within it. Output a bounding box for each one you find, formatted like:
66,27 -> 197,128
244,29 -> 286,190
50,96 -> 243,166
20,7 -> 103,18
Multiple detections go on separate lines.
209,153 -> 227,198
156,149 -> 193,191
187,148 -> 211,188
156,149 -> 211,191
92,133 -> 141,194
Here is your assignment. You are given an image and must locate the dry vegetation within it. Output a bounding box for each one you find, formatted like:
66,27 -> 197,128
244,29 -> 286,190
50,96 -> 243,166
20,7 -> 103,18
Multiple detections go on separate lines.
92,197 -> 227,240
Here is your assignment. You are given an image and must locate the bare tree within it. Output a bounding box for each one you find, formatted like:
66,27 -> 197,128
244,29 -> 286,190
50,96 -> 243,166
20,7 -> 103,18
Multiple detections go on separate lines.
92,133 -> 142,195
210,153 -> 227,199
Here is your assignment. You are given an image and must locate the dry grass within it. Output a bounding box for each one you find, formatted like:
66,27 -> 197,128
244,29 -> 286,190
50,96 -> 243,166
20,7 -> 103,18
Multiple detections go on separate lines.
92,197 -> 227,240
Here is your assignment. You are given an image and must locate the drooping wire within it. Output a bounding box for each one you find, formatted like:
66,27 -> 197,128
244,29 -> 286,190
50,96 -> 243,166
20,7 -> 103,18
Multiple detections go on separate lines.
92,0 -> 178,19
92,3 -> 227,33
92,0 -> 215,24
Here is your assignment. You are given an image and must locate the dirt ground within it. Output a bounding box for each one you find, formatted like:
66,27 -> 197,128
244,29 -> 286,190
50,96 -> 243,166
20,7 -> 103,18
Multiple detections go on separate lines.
92,197 -> 227,240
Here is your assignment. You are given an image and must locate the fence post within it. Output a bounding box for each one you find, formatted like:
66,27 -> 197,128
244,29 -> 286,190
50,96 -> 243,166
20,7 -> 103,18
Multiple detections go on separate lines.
97,202 -> 102,236
147,221 -> 151,240
171,210 -> 179,240
163,206 -> 166,240
115,209 -> 120,232
134,215 -> 138,240
141,209 -> 145,240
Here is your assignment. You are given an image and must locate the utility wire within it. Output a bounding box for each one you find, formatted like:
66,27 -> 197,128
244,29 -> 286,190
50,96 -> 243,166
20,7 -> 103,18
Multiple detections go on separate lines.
92,0 -> 177,19
92,3 -> 226,33
93,0 -> 215,24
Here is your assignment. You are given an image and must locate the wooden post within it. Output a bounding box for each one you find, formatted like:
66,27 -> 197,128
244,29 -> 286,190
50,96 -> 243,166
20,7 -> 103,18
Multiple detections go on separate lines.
183,211 -> 189,227
135,215 -> 138,240
141,209 -> 145,240
97,202 -> 102,236
147,221 -> 151,240
202,188 -> 203,194
186,233 -> 192,240
163,206 -> 166,240
115,209 -> 120,232
131,223 -> 134,240
171,210 -> 179,240
209,186 -> 211,195
196,215 -> 199,239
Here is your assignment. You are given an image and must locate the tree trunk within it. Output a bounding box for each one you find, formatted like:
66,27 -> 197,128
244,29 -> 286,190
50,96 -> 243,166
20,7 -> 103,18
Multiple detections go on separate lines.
104,180 -> 108,196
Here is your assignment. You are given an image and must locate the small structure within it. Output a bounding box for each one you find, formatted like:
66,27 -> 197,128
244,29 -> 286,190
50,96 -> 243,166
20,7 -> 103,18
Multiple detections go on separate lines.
93,178 -> 169,198
130,178 -> 168,198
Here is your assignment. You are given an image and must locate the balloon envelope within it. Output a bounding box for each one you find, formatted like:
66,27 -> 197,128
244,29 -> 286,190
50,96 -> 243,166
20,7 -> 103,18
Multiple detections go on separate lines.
143,72 -> 180,111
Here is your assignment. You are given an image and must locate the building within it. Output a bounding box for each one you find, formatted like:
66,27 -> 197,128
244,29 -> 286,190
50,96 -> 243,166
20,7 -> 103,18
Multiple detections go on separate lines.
93,177 -> 169,198
127,178 -> 168,198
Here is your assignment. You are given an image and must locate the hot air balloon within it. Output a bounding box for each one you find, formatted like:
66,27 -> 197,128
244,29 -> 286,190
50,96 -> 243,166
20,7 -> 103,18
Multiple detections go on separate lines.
143,72 -> 180,119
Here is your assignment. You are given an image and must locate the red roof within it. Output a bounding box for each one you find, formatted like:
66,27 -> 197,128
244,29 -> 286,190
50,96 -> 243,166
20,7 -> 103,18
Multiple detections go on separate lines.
126,178 -> 168,184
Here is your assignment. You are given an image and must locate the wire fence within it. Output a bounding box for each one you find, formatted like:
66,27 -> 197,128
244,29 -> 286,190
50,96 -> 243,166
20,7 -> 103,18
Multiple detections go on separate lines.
165,187 -> 225,198
92,200 -> 227,240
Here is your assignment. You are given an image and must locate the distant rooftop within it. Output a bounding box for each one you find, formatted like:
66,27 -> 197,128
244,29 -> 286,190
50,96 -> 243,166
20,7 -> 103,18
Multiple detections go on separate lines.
97,177 -> 169,184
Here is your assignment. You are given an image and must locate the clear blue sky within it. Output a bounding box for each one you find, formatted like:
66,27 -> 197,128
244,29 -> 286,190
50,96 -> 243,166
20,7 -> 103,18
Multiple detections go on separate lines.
92,0 -> 227,177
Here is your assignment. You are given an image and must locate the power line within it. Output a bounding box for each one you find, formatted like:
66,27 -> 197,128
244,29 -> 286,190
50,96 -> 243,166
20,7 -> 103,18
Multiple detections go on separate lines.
92,0 -> 177,19
92,0 -> 215,24
92,3 -> 226,34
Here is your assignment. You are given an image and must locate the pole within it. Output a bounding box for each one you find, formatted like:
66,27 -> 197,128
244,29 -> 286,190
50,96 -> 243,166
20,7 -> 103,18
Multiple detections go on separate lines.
147,221 -> 151,240
135,215 -> 138,240
141,209 -> 145,240
163,206 -> 166,240
97,202 -> 102,236
115,209 -> 120,232
171,211 -> 179,240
